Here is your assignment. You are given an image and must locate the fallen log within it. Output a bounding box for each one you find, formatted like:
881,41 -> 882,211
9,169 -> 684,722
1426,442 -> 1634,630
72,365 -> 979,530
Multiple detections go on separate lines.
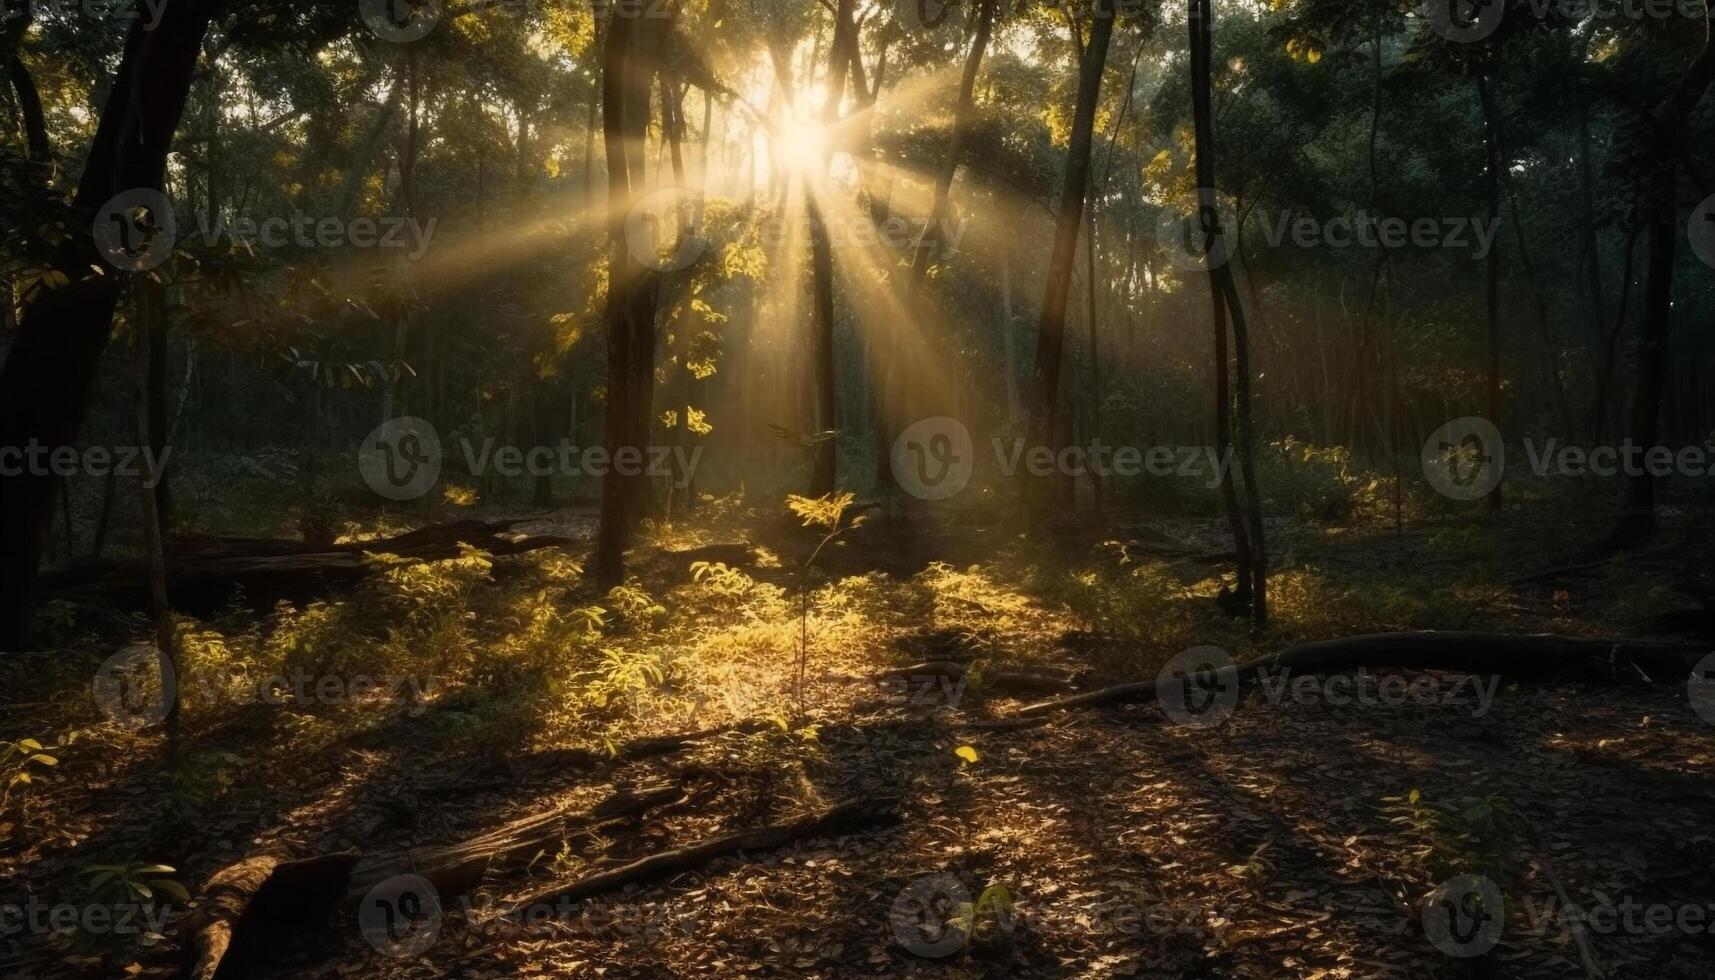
505,794 -> 900,914
1017,630 -> 1709,717
183,851 -> 359,980
39,519 -> 575,612
347,782 -> 686,899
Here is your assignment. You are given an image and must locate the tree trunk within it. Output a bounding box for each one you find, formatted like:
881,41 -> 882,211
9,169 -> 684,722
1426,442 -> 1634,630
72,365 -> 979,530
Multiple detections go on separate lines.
7,56 -> 49,163
1615,31 -> 1714,540
0,0 -> 223,650
594,11 -> 665,588
1590,225 -> 1641,445
1000,217 -> 1021,424
336,80 -> 403,218
906,0 -> 995,290
135,282 -> 179,758
533,386 -> 557,508
807,0 -> 859,496
1084,205 -> 1105,522
1027,1 -> 1114,523
3,1 -> 48,163
1189,0 -> 1259,615
1476,73 -> 1504,512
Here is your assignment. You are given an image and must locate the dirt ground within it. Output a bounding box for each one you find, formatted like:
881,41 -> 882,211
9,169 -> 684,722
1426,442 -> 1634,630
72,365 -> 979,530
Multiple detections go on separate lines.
3,506 -> 1713,979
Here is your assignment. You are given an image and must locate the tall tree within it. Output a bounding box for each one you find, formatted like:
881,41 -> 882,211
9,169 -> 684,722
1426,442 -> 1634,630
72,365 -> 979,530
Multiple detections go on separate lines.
593,9 -> 667,587
1189,0 -> 1267,624
1026,0 -> 1114,521
1616,24 -> 1714,540
873,0 -> 997,493
0,0 -> 227,649
806,0 -> 858,495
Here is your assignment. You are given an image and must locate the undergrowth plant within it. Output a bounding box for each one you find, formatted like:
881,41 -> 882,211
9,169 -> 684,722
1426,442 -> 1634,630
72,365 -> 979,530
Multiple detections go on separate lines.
785,492 -> 865,719
1,736 -> 64,824
76,861 -> 188,954
1382,787 -> 1525,889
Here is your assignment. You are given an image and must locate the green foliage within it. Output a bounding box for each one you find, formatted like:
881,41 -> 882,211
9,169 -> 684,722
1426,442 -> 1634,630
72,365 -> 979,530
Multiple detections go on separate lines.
0,737 -> 63,813
1382,787 -> 1525,888
785,492 -> 868,719
75,861 -> 187,954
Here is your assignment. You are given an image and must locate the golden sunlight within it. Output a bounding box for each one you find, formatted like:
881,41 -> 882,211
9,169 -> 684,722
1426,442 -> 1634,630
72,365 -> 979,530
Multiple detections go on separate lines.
777,123 -> 832,174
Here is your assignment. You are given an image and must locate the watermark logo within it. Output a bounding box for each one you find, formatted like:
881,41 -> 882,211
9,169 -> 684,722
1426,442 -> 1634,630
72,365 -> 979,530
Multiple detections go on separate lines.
1690,653 -> 1715,727
360,417 -> 442,501
891,416 -> 974,501
625,186 -> 707,272
890,874 -> 971,958
93,643 -> 175,729
1155,188 -> 1237,273
1690,193 -> 1715,271
1422,0 -> 1505,42
1423,874 -> 1505,957
92,189 -> 176,272
1155,646 -> 1240,728
360,0 -> 441,42
1422,416 -> 1504,501
894,0 -> 955,32
360,874 -> 443,958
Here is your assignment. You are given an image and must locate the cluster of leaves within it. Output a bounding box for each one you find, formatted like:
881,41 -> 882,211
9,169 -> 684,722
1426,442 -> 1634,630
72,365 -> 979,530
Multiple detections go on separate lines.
1382,787 -> 1526,888
1,736 -> 63,814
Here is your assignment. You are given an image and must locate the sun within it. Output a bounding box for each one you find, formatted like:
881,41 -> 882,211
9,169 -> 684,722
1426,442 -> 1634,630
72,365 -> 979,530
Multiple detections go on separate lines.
778,120 -> 831,174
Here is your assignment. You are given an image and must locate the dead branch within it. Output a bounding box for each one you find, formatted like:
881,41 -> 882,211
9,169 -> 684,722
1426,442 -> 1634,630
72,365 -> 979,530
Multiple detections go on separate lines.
505,795 -> 900,913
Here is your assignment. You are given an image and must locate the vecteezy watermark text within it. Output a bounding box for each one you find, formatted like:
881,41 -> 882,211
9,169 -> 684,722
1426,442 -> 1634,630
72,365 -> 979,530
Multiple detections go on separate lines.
359,874 -> 699,959
1253,210 -> 1500,259
192,210 -> 436,260
1420,414 -> 1715,501
888,873 -> 1225,959
1155,191 -> 1501,271
888,416 -> 1232,501
93,644 -> 436,729
1154,646 -> 1502,729
458,438 -> 702,484
359,418 -> 702,501
1422,0 -> 1713,44
761,212 -> 970,253
0,898 -> 173,938
0,442 -> 171,487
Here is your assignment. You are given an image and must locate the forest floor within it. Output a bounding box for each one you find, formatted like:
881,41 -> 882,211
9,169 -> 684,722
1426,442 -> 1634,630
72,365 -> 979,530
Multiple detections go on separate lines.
2,488 -> 1714,979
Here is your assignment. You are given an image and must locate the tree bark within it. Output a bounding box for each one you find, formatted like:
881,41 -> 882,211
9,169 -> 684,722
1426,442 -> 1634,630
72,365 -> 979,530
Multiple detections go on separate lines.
594,11 -> 666,587
1476,73 -> 1504,512
1616,31 -> 1714,540
1189,0 -> 1262,618
1027,1 -> 1114,523
0,0 -> 224,650
807,0 -> 859,496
